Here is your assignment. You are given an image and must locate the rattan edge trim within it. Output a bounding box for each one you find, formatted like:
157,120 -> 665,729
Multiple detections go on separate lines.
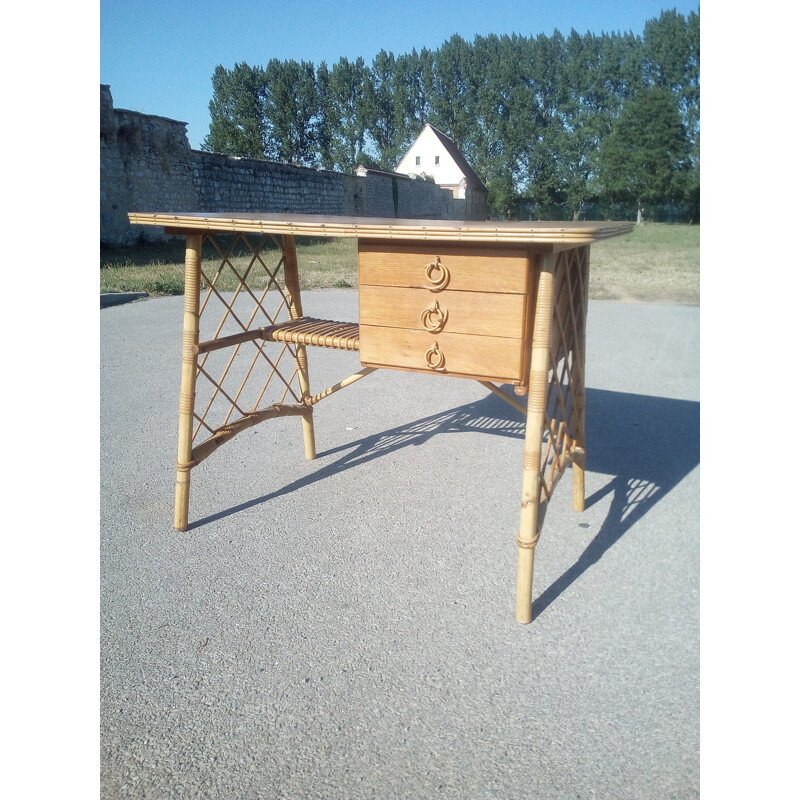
130,213 -> 634,244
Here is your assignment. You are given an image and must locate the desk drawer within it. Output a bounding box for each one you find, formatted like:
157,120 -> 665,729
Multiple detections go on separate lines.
360,325 -> 526,382
358,241 -> 533,383
359,285 -> 527,338
358,241 -> 530,293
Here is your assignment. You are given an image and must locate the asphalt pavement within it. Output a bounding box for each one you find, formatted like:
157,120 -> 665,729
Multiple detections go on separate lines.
100,289 -> 699,799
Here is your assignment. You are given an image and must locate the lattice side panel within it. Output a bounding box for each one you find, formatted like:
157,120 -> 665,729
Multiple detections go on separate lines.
190,233 -> 305,455
538,246 -> 590,503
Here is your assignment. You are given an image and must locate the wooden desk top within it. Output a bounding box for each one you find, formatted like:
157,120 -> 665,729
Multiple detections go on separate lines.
128,212 -> 634,245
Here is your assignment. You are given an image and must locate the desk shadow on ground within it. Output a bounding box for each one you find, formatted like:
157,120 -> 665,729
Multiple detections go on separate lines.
191,387 -> 699,619
530,388 -> 699,620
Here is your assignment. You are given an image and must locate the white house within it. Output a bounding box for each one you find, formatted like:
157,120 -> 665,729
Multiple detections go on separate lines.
395,124 -> 488,219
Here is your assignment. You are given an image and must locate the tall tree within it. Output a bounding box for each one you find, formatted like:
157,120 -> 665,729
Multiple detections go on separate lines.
400,48 -> 434,137
203,63 -> 268,158
558,30 -> 603,218
643,10 -> 699,148
470,34 -> 532,216
315,62 -> 335,170
600,30 -> 646,107
263,58 -> 319,166
644,9 -> 692,91
643,8 -> 700,209
325,57 -> 370,172
428,34 -> 477,153
597,86 -> 692,206
521,31 -> 570,211
685,10 -> 700,141
364,50 -> 405,169
392,49 -> 433,155
685,10 -> 700,218
557,29 -> 639,218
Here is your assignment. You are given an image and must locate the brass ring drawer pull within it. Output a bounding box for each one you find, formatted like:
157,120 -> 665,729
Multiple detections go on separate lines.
419,300 -> 449,332
424,256 -> 450,291
424,341 -> 446,371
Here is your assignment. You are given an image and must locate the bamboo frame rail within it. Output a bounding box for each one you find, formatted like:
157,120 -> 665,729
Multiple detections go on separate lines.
478,381 -> 528,416
307,367 -> 377,406
129,212 -> 632,624
129,211 -> 632,244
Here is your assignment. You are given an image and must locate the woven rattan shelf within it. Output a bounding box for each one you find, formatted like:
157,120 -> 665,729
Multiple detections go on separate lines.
263,318 -> 360,350
128,211 -> 633,624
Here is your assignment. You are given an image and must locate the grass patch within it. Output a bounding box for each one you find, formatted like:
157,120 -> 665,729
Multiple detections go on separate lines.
101,223 -> 698,304
100,236 -> 359,296
590,222 -> 699,304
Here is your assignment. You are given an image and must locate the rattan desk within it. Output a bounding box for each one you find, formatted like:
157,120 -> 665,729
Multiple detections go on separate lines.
128,212 -> 633,623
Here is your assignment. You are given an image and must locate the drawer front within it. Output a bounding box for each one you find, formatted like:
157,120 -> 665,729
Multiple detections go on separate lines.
359,285 -> 527,339
360,325 -> 526,383
358,241 -> 530,294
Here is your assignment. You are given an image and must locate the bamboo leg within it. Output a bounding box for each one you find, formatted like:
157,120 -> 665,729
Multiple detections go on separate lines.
515,252 -> 556,623
281,234 -> 316,459
572,246 -> 590,512
174,234 -> 203,531
572,448 -> 586,512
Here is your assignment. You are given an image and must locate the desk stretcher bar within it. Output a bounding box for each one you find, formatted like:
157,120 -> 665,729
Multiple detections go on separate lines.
128,212 -> 633,624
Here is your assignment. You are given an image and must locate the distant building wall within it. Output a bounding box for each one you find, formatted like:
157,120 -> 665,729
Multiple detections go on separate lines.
100,86 -> 477,246
395,123 -> 489,221
396,124 -> 465,186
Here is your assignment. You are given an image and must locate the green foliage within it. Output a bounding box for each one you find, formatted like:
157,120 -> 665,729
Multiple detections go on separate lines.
263,58 -> 319,165
427,34 -> 476,154
203,63 -> 268,158
315,62 -> 335,171
325,57 -> 371,172
598,86 -> 692,205
202,8 -> 700,217
363,50 -> 403,169
395,48 -> 434,139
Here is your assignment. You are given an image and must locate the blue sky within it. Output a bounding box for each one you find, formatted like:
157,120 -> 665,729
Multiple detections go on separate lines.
100,0 -> 700,149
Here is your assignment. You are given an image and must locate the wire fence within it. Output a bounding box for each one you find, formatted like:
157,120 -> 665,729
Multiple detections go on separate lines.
508,200 -> 698,224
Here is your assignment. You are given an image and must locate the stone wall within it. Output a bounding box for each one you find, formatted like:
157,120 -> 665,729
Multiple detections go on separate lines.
190,151 -> 363,217
358,168 -> 460,219
101,85 -> 197,244
101,86 -> 475,246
